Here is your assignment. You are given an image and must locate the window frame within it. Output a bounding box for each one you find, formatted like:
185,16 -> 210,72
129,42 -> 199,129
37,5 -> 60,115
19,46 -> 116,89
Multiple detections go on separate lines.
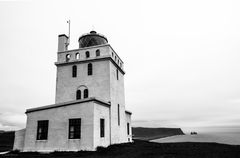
86,51 -> 90,58
116,69 -> 119,80
72,65 -> 77,77
88,63 -> 92,76
76,90 -> 81,100
69,118 -> 81,139
118,104 -> 120,126
36,120 -> 49,140
96,49 -> 100,57
66,54 -> 71,62
75,53 -> 80,59
83,89 -> 88,98
127,123 -> 130,135
100,118 -> 105,138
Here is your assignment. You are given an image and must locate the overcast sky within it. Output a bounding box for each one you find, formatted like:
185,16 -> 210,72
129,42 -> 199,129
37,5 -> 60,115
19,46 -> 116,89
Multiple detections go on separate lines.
1,0 -> 240,133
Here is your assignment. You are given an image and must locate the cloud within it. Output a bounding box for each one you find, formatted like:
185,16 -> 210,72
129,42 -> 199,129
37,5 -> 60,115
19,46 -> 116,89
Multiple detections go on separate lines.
0,112 -> 25,131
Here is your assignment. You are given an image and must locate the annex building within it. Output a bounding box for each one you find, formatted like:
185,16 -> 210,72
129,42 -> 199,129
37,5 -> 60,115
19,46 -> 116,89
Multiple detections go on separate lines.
13,30 -> 132,152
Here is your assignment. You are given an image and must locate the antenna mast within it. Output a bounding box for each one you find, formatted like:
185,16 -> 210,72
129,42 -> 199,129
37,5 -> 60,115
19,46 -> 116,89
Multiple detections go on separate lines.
67,20 -> 70,47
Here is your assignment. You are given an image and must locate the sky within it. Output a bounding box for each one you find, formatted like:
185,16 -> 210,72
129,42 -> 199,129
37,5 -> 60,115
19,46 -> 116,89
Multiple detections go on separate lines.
0,0 -> 240,134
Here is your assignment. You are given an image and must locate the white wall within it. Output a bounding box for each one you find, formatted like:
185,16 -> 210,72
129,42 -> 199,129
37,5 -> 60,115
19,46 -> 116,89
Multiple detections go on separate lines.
93,102 -> 110,148
23,102 -> 95,152
13,129 -> 26,151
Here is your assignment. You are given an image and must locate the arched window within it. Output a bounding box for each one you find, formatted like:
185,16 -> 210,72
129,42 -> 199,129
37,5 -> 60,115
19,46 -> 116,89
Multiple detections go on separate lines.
86,51 -> 90,58
66,54 -> 71,62
112,52 -> 114,57
72,65 -> 77,77
88,63 -> 92,75
76,90 -> 81,100
76,53 -> 80,59
84,89 -> 88,98
115,56 -> 117,61
96,49 -> 100,57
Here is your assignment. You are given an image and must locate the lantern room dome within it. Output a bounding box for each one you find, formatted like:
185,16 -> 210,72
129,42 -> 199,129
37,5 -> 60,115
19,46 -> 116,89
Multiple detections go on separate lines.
78,31 -> 108,48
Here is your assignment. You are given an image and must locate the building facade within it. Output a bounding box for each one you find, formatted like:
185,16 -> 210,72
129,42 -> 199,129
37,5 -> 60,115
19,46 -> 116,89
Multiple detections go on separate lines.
13,31 -> 132,152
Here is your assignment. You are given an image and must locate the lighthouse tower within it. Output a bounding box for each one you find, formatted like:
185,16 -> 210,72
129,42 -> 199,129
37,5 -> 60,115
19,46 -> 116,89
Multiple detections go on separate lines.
13,31 -> 132,152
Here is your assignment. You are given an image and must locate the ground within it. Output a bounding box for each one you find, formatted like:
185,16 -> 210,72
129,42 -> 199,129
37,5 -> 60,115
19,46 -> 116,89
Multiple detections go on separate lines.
2,139 -> 240,158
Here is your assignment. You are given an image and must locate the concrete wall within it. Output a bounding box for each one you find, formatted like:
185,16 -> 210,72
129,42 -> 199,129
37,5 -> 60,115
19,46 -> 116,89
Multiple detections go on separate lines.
109,59 -> 128,144
55,60 -> 111,104
93,103 -> 110,148
125,113 -> 132,142
23,102 -> 95,152
13,129 -> 26,151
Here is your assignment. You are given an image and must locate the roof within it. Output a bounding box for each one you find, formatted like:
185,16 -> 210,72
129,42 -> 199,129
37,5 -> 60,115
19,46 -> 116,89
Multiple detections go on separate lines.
26,97 -> 110,114
78,31 -> 108,48
125,110 -> 132,115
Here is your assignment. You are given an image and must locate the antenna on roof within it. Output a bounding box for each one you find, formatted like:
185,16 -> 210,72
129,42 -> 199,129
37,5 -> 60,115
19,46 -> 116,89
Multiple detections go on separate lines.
66,20 -> 70,47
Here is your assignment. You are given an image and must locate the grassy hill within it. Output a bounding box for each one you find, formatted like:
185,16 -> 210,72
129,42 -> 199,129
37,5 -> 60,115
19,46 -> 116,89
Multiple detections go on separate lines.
0,128 -> 184,152
4,140 -> 240,158
132,127 -> 184,140
0,131 -> 14,152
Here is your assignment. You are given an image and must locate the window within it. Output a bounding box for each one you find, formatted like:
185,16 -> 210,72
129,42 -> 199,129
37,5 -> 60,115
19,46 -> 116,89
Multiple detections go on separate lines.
120,63 -> 122,68
37,120 -> 48,140
118,104 -> 120,126
127,123 -> 130,135
84,89 -> 88,98
112,52 -> 114,57
116,69 -> 119,80
115,56 -> 117,61
96,49 -> 100,56
88,63 -> 92,76
100,119 -> 105,137
69,118 -> 81,139
72,65 -> 77,77
66,54 -> 71,62
86,51 -> 90,58
76,90 -> 81,100
76,53 -> 80,59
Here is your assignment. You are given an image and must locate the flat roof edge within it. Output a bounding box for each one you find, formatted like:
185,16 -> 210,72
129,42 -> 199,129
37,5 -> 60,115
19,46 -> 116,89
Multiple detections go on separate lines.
26,98 -> 110,114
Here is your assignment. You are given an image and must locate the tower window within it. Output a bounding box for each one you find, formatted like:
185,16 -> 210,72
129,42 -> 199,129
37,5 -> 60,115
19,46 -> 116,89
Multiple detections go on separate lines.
72,65 -> 77,77
115,56 -> 117,61
88,63 -> 92,76
69,118 -> 81,139
100,118 -> 105,137
86,51 -> 90,58
84,89 -> 88,98
118,104 -> 120,126
112,52 -> 114,57
76,90 -> 81,100
76,53 -> 80,59
66,54 -> 71,62
96,49 -> 100,56
116,69 -> 119,80
127,123 -> 130,135
37,120 -> 48,140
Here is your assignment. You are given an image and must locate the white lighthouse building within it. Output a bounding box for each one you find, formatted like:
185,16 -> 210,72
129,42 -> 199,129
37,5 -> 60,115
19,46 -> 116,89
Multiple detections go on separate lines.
13,30 -> 132,152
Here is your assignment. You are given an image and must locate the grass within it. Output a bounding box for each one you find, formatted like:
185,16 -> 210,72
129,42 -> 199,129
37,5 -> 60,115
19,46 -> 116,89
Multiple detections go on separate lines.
3,139 -> 240,158
132,127 -> 184,140
0,131 -> 14,152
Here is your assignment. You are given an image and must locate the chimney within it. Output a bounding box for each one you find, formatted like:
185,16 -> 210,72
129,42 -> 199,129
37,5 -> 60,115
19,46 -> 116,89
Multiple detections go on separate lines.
58,34 -> 68,52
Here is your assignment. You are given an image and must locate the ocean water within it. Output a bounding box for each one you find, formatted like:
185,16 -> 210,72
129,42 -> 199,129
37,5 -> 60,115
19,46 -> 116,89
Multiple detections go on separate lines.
151,132 -> 240,145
